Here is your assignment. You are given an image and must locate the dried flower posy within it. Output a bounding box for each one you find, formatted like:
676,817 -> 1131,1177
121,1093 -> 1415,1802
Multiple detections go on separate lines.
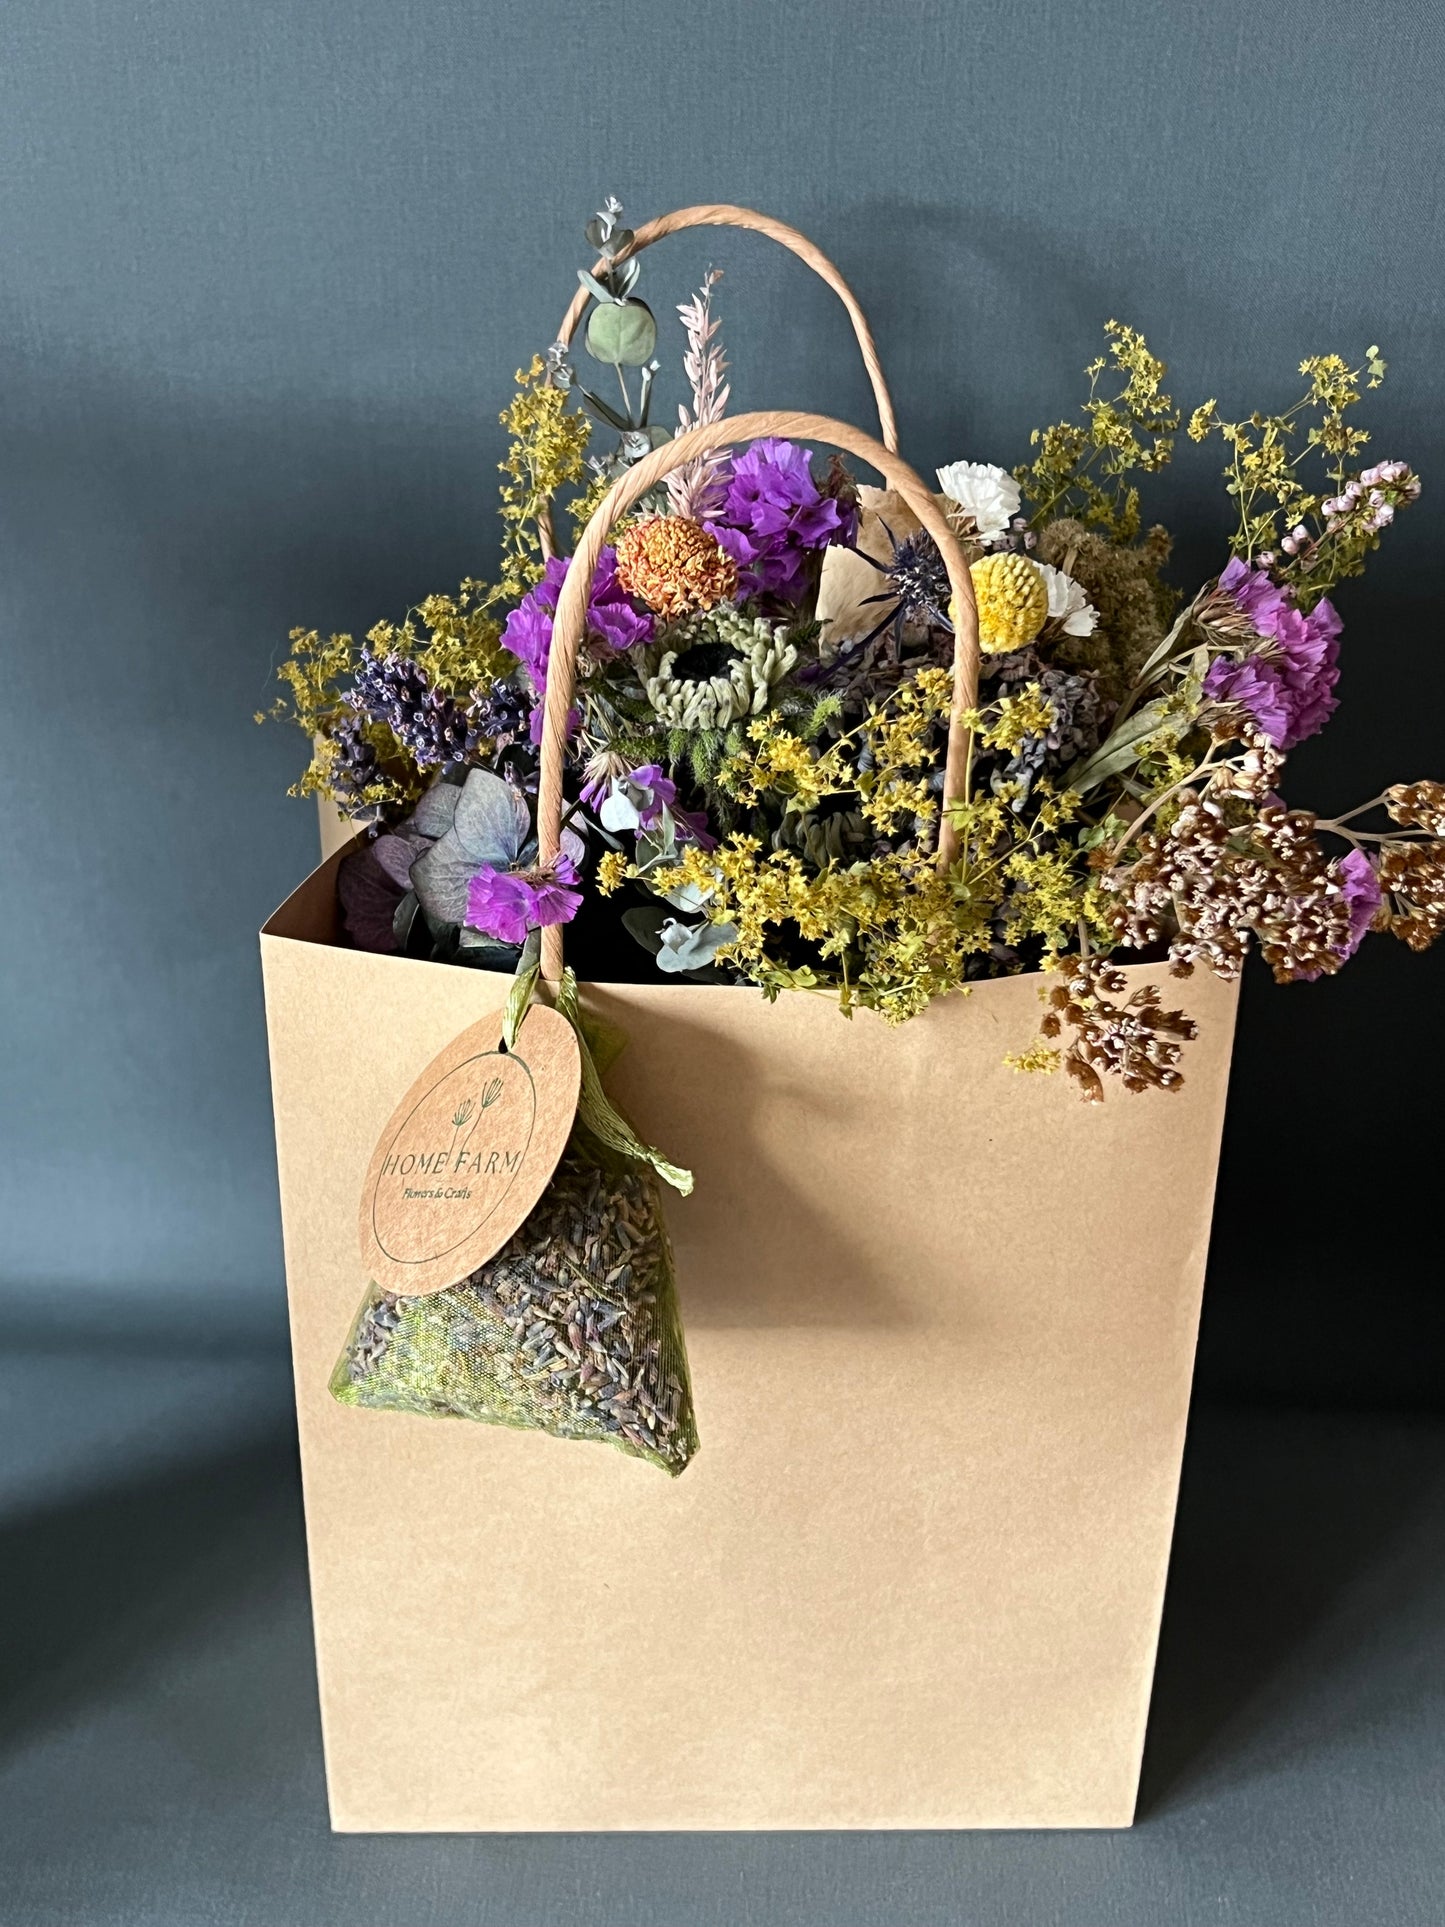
265,200 -> 1444,1099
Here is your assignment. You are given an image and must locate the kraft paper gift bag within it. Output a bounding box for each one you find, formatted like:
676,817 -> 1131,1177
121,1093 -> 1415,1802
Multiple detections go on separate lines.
259,205 -> 1263,1832
261,847 -> 1236,1832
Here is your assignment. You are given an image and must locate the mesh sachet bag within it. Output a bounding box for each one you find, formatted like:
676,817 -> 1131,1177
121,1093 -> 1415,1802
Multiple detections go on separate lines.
330,973 -> 698,1476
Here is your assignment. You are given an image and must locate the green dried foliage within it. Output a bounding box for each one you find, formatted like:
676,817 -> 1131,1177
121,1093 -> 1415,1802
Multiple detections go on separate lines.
1016,322 -> 1180,540
1033,517 -> 1178,705
1186,347 -> 1403,599
496,355 -> 591,600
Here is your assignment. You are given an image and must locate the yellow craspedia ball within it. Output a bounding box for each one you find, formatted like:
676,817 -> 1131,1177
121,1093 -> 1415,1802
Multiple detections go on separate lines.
969,551 -> 1048,654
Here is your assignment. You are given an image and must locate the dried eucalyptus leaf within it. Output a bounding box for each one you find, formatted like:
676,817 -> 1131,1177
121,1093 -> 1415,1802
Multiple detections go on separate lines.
576,267 -> 613,305
655,916 -> 738,974
621,905 -> 668,957
599,784 -> 643,833
586,299 -> 657,368
632,818 -> 679,874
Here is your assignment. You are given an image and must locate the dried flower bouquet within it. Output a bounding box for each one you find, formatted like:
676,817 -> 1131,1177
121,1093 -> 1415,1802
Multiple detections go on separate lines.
265,198 -> 1444,1101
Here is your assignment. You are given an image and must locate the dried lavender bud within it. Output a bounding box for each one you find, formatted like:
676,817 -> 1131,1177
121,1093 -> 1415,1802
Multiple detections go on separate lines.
472,681 -> 531,747
329,711 -> 382,807
331,1139 -> 698,1476
351,650 -> 480,770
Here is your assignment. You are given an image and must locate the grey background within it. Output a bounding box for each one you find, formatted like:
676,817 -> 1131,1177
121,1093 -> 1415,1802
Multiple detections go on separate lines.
1,1 -> 1441,1922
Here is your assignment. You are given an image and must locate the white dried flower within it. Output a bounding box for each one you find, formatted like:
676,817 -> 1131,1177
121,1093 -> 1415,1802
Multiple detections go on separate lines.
936,460 -> 1021,543
1033,560 -> 1099,637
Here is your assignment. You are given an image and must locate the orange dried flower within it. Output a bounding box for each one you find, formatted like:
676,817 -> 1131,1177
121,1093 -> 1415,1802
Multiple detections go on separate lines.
614,515 -> 738,619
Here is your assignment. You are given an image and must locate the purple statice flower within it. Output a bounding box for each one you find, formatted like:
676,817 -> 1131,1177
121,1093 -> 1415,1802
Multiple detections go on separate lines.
627,762 -> 675,827
1201,655 -> 1294,747
1203,558 -> 1341,750
1293,848 -> 1382,981
581,761 -> 675,828
671,804 -> 718,850
349,651 -> 479,769
710,438 -> 854,602
501,548 -> 654,693
465,852 -> 582,946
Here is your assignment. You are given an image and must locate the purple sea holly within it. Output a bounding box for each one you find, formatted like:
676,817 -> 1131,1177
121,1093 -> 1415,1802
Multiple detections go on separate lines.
1203,557 -> 1342,750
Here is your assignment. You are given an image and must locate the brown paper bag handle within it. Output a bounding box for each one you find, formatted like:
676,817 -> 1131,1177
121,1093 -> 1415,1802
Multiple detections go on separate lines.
539,204 -> 898,559
536,410 -> 981,981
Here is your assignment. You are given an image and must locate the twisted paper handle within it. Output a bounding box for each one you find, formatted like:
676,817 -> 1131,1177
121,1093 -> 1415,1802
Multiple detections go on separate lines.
536,411 -> 981,980
540,204 -> 897,557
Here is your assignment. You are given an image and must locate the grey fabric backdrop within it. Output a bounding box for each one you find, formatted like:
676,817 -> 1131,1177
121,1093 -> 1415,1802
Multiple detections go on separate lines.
1,0 -> 1441,1401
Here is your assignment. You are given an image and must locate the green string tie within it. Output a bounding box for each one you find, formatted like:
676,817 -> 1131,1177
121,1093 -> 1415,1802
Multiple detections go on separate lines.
502,939 -> 693,1197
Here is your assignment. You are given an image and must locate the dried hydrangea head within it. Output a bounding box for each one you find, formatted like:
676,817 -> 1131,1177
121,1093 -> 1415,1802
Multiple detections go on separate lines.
969,551 -> 1050,654
614,515 -> 738,619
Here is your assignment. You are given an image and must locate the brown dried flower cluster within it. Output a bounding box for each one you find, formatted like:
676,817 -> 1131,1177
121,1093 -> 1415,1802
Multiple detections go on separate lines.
614,514 -> 738,618
1375,842 -> 1445,950
1102,789 -> 1359,983
1039,959 -> 1198,1103
1385,780 -> 1445,836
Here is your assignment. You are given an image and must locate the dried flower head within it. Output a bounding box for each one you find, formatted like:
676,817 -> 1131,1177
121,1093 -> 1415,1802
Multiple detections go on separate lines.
970,551 -> 1050,654
1385,781 -> 1445,836
937,460 -> 1021,543
1102,779 -> 1372,983
615,515 -> 739,618
350,651 -> 479,770
1375,842 -> 1445,950
1038,958 -> 1198,1102
1032,517 -> 1176,704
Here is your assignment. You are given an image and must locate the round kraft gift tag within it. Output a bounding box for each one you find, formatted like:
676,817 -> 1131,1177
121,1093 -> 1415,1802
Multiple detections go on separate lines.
358,1001 -> 581,1297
